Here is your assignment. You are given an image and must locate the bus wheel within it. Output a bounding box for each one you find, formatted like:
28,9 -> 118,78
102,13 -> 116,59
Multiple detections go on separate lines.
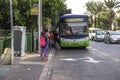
60,47 -> 64,50
83,47 -> 86,49
81,47 -> 86,49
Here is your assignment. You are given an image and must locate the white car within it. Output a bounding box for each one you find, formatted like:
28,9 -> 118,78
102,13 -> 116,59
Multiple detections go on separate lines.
94,31 -> 105,41
89,28 -> 101,40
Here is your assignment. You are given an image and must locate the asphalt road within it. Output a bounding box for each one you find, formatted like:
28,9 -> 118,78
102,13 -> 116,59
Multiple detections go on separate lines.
49,41 -> 120,80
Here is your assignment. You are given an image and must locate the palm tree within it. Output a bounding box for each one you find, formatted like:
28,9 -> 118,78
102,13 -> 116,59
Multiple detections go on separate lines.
95,1 -> 105,27
90,1 -> 98,27
116,9 -> 120,13
104,0 -> 120,30
85,1 -> 95,27
85,1 -> 105,28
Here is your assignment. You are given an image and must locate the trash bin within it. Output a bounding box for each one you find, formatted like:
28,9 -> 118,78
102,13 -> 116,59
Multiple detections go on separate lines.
3,37 -> 11,50
26,33 -> 32,53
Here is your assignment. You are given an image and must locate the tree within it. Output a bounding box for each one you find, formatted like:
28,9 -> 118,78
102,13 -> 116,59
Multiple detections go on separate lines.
13,0 -> 34,29
0,0 -> 69,30
85,1 -> 94,27
42,0 -> 70,27
104,0 -> 120,30
85,1 -> 104,27
100,11 -> 110,29
95,1 -> 105,27
0,0 -> 35,30
0,0 -> 10,29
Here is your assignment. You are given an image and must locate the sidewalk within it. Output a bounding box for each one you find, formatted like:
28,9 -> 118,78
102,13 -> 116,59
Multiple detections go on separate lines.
0,48 -> 55,80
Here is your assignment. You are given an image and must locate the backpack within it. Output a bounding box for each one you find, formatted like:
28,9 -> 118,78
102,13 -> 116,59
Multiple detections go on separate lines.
40,36 -> 46,47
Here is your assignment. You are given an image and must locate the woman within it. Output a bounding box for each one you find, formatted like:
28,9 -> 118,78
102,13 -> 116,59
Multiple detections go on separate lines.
40,32 -> 48,61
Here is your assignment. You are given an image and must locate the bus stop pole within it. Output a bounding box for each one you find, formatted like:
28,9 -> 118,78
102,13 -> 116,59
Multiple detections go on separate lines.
10,0 -> 14,64
38,0 -> 42,54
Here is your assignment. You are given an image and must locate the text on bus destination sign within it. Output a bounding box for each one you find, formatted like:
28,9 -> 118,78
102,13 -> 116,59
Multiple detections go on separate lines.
65,18 -> 84,22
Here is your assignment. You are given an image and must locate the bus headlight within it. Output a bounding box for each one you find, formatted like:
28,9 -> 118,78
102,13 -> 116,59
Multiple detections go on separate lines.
61,38 -> 64,41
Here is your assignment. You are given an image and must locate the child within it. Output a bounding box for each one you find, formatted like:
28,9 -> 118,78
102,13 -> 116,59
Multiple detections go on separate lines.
40,32 -> 48,61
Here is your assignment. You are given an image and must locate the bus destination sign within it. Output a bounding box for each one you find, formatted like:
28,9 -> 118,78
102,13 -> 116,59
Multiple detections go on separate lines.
65,18 -> 84,22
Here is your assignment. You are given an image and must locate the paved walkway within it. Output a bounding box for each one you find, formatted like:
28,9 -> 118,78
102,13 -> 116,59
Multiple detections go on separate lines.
0,48 -> 55,80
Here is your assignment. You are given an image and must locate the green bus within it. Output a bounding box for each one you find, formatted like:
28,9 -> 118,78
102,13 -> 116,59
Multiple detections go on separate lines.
58,14 -> 90,48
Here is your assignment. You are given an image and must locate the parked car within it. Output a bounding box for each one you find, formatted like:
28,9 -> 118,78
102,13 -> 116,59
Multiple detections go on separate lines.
104,31 -> 120,44
88,28 -> 101,40
94,31 -> 105,41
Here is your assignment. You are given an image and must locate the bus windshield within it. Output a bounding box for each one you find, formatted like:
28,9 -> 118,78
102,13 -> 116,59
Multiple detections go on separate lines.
61,23 -> 88,35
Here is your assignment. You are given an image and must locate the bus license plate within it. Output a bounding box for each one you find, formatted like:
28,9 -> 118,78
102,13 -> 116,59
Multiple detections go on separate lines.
73,43 -> 78,46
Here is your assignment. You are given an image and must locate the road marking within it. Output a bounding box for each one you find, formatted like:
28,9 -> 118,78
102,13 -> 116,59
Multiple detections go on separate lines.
60,58 -> 76,61
80,57 -> 102,63
89,46 -> 120,62
97,50 -> 110,57
60,57 -> 102,64
89,46 -> 110,57
110,57 -> 120,62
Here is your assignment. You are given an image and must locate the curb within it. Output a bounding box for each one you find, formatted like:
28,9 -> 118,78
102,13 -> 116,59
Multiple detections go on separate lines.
39,48 -> 55,80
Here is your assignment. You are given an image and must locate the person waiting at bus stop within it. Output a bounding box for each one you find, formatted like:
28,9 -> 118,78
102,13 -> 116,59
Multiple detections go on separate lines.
49,31 -> 54,48
40,32 -> 48,61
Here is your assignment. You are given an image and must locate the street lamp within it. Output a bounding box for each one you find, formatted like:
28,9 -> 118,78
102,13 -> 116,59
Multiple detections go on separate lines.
10,0 -> 14,64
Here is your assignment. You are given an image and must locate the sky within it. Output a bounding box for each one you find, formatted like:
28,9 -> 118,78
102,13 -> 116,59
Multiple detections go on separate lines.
65,0 -> 103,14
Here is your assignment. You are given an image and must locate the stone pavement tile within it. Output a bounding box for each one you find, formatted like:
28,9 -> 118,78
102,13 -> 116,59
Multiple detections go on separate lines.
4,64 -> 44,80
0,53 -> 45,80
0,48 -> 52,80
39,49 -> 55,80
0,65 -> 11,80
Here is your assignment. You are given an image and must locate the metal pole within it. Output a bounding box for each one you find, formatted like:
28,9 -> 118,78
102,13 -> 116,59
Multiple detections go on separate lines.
10,0 -> 14,64
38,0 -> 42,54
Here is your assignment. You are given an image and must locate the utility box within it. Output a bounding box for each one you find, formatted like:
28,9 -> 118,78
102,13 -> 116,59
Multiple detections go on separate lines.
14,26 -> 26,57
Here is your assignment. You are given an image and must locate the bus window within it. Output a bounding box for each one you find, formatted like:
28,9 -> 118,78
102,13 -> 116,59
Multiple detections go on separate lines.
61,25 -> 88,35
71,26 -> 88,35
61,25 -> 72,35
